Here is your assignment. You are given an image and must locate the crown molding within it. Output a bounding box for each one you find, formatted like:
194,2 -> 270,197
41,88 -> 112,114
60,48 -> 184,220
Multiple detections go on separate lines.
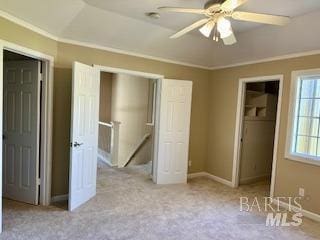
2,9 -> 320,71
57,37 -> 212,70
0,10 -> 211,70
209,49 -> 320,70
0,9 -> 59,41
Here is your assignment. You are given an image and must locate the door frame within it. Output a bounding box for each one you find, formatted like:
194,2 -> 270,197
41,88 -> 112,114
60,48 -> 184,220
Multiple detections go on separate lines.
232,74 -> 283,198
93,65 -> 164,183
0,39 -> 54,213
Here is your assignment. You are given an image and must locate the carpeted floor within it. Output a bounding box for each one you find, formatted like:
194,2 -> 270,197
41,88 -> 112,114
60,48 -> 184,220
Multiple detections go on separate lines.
1,164 -> 320,240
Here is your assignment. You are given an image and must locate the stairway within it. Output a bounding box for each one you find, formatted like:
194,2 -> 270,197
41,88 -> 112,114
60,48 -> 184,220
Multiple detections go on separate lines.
124,133 -> 152,167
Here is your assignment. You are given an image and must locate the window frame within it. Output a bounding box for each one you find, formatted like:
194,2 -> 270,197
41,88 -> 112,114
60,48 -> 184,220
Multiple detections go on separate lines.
286,69 -> 320,166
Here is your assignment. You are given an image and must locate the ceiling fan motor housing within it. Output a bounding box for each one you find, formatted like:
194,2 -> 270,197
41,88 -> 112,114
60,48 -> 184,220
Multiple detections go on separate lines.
162,0 -> 290,45
204,0 -> 226,10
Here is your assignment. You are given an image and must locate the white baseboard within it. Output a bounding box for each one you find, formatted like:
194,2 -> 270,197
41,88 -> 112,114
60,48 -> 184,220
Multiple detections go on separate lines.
240,174 -> 271,185
51,194 -> 68,203
272,199 -> 320,223
189,174 -> 320,223
188,172 -> 233,187
187,172 -> 207,179
206,173 -> 234,187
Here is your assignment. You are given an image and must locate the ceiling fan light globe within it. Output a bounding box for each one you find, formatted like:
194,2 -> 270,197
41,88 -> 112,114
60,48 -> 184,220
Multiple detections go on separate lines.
222,33 -> 237,45
217,17 -> 232,39
220,30 -> 232,39
217,17 -> 231,32
199,20 -> 215,38
199,26 -> 211,38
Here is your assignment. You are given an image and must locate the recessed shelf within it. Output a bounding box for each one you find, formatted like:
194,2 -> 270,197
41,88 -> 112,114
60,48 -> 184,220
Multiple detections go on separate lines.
257,107 -> 267,117
244,90 -> 277,120
245,107 -> 256,117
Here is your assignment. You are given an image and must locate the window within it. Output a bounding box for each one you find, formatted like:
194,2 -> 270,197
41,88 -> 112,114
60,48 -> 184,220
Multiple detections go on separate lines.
287,69 -> 320,166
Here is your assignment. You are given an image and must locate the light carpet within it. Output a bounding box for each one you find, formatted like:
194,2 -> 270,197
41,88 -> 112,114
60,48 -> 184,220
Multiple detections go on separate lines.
1,165 -> 320,240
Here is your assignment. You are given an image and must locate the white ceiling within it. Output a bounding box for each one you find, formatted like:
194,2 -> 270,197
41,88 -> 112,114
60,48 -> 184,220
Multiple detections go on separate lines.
84,0 -> 320,33
1,0 -> 320,68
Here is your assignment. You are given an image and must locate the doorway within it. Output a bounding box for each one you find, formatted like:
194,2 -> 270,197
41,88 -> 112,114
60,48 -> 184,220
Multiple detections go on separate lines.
2,50 -> 42,205
232,75 -> 283,197
0,40 -> 54,232
97,71 -> 156,177
239,81 -> 279,186
68,63 -> 193,211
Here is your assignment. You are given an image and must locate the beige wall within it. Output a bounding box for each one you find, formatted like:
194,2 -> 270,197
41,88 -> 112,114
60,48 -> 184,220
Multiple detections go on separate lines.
98,72 -> 113,153
99,72 -> 113,123
111,73 -> 151,167
0,17 -> 57,59
209,54 -> 320,214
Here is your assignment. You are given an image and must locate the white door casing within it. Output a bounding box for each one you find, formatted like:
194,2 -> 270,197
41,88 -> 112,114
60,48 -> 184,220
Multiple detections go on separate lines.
3,60 -> 41,205
69,62 -> 100,211
156,79 -> 192,184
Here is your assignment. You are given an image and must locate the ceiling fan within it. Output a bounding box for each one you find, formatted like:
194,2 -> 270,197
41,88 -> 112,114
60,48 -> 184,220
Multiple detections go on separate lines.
158,0 -> 290,45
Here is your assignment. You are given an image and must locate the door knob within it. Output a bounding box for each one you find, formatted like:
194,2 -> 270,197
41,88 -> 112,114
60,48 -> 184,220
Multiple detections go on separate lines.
73,142 -> 83,147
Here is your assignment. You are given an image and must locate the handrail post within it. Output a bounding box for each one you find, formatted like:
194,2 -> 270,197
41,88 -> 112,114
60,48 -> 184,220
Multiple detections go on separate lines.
110,121 -> 120,166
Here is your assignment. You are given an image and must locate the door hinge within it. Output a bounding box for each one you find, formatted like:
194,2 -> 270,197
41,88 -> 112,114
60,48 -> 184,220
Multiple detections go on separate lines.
37,178 -> 41,186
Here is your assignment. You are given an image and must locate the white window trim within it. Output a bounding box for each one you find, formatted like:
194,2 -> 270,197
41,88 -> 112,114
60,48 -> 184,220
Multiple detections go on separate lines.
286,68 -> 320,167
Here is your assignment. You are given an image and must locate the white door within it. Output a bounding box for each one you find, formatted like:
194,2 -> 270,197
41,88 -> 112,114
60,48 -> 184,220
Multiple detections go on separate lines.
3,60 -> 41,205
69,62 -> 100,211
156,79 -> 192,184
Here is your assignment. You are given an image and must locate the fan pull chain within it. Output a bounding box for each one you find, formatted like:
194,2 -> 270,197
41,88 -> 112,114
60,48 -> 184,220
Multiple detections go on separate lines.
213,25 -> 219,42
213,25 -> 216,41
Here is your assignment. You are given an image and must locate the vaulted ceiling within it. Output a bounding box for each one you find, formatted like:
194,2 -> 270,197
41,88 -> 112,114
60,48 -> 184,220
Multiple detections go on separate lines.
1,0 -> 320,68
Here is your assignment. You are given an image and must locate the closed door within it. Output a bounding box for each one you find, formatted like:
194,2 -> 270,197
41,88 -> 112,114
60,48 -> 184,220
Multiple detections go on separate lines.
69,62 -> 100,211
3,60 -> 41,205
156,79 -> 193,184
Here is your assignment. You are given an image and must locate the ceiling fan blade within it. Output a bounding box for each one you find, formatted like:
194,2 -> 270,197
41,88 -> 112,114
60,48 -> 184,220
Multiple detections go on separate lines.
232,11 -> 290,26
222,31 -> 237,45
170,18 -> 209,39
221,0 -> 248,11
158,7 -> 206,14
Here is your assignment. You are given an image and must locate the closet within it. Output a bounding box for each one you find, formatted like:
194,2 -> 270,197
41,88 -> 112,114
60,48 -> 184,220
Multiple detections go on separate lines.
240,82 -> 279,185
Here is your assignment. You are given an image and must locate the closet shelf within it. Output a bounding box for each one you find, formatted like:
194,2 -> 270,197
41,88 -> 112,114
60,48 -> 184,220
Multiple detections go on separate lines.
244,91 -> 277,120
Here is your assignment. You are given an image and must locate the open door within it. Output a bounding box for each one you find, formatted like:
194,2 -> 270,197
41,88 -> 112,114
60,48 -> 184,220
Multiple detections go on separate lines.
156,79 -> 192,184
69,62 -> 100,211
3,60 -> 41,205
